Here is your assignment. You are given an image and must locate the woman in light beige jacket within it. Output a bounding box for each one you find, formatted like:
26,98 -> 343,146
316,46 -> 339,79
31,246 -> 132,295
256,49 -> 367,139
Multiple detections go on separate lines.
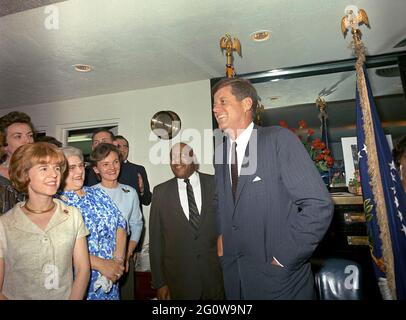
0,142 -> 90,300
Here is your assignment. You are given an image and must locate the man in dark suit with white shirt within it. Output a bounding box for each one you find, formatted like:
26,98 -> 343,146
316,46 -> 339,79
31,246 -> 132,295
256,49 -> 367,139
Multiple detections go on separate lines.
212,78 -> 333,299
149,143 -> 224,300
113,135 -> 152,207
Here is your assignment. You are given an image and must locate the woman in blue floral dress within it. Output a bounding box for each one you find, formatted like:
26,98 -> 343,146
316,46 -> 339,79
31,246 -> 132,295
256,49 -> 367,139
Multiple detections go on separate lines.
57,147 -> 127,300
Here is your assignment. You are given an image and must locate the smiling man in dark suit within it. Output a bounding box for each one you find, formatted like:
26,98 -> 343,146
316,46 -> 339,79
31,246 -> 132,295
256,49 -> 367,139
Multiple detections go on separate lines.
212,78 -> 333,300
149,143 -> 224,300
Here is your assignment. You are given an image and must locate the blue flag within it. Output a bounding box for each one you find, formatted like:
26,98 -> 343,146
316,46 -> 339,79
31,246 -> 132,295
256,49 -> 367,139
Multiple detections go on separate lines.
356,66 -> 406,299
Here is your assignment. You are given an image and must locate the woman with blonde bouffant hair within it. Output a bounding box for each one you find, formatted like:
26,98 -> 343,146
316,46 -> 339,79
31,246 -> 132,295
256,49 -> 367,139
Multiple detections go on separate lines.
0,142 -> 90,300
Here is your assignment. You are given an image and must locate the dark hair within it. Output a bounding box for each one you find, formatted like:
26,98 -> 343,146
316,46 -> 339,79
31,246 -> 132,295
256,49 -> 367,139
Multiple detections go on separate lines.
91,128 -> 114,142
114,135 -> 129,147
393,135 -> 406,168
0,111 -> 36,157
0,111 -> 35,136
211,78 -> 259,115
36,135 -> 62,148
90,143 -> 122,166
9,142 -> 67,194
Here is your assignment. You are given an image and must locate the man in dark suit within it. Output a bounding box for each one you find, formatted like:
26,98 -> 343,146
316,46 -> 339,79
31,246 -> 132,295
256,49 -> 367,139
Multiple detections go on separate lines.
212,78 -> 333,299
149,143 -> 224,300
113,135 -> 152,207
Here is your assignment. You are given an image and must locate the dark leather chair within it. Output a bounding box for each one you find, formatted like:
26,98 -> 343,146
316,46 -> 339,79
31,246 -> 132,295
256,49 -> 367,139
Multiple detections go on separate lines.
312,258 -> 363,300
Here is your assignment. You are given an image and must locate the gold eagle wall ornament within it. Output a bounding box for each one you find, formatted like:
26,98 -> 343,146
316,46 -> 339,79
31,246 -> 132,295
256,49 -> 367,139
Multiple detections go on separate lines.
219,34 -> 242,78
316,97 -> 327,115
316,96 -> 328,124
341,6 -> 370,38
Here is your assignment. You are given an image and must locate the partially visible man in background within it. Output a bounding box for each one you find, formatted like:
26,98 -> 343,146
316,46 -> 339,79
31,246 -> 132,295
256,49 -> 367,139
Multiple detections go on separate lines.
113,135 -> 152,208
0,111 -> 35,214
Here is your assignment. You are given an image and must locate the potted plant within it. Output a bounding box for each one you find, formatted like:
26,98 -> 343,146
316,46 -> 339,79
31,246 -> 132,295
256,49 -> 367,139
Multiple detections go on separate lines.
348,169 -> 362,195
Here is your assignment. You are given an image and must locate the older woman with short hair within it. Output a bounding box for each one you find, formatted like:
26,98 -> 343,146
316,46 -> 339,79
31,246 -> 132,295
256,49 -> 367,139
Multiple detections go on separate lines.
0,142 -> 90,300
57,146 -> 126,300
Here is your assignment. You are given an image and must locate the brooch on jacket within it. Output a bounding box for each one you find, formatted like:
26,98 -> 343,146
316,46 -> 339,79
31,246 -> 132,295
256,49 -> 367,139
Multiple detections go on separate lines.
121,188 -> 130,193
59,195 -> 69,202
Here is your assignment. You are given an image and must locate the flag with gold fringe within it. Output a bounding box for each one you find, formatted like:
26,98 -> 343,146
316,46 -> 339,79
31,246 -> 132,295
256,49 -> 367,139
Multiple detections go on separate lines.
355,60 -> 406,300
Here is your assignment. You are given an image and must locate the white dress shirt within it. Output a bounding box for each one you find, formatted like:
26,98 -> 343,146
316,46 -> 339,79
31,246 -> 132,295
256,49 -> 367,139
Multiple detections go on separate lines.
228,122 -> 254,179
177,171 -> 202,220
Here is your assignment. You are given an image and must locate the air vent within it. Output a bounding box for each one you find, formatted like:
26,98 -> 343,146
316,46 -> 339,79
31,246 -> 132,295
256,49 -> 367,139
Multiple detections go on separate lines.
375,67 -> 400,77
250,30 -> 271,42
73,64 -> 92,73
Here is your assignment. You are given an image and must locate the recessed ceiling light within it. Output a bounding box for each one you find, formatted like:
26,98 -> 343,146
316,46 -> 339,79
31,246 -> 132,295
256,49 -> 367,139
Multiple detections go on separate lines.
73,64 -> 92,72
250,30 -> 271,42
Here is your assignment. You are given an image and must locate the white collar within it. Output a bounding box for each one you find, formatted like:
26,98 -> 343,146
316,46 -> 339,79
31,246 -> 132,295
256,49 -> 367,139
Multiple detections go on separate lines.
229,122 -> 254,146
177,171 -> 199,184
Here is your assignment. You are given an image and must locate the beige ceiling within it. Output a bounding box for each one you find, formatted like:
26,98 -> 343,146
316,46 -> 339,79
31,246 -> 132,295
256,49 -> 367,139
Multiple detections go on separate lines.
0,0 -> 405,109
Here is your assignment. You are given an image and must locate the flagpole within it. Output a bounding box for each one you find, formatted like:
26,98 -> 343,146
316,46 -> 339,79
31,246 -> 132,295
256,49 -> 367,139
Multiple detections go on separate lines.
343,7 -> 397,298
355,47 -> 396,299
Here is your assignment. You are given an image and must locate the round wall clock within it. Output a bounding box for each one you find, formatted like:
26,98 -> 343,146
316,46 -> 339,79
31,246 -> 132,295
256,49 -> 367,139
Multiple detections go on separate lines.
150,110 -> 181,140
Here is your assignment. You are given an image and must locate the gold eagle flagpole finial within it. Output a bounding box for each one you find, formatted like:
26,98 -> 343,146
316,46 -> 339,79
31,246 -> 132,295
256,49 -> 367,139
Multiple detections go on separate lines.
341,5 -> 370,50
220,33 -> 242,78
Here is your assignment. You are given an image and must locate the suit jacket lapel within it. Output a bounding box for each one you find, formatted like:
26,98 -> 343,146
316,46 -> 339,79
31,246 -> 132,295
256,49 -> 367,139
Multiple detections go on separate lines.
233,125 -> 259,208
198,172 -> 209,226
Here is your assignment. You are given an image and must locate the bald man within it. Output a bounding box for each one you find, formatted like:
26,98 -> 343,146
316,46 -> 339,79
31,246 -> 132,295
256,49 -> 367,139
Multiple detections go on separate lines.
149,143 -> 224,300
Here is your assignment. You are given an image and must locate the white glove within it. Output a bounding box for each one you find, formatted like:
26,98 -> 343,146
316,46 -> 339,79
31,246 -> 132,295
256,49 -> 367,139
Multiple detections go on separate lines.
93,275 -> 113,293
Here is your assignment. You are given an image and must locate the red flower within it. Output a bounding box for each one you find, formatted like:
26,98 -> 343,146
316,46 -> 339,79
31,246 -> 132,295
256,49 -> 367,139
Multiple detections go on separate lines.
279,120 -> 334,172
326,156 -> 334,167
298,120 -> 307,129
316,154 -> 324,161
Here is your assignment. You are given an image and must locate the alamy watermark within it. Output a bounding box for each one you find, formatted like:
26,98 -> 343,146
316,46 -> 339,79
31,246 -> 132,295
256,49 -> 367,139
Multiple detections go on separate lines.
148,126 -> 258,175
44,5 -> 59,30
344,264 -> 359,290
43,264 -> 59,290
